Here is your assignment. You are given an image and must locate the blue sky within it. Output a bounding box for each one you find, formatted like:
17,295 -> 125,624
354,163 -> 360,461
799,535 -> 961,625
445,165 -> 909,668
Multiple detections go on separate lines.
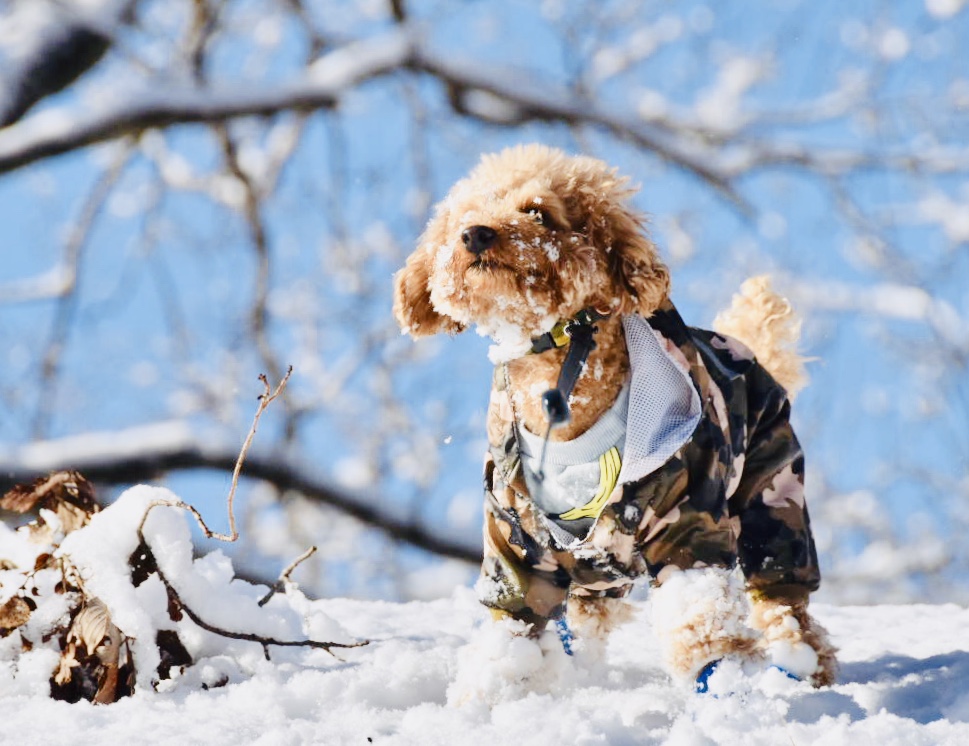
1,0 -> 967,600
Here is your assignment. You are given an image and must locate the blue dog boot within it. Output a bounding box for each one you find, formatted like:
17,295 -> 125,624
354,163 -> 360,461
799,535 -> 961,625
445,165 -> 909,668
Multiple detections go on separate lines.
694,660 -> 720,694
768,664 -> 801,681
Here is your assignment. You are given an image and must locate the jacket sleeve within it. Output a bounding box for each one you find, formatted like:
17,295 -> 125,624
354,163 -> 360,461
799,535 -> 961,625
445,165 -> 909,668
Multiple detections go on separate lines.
476,456 -> 570,629
727,368 -> 821,601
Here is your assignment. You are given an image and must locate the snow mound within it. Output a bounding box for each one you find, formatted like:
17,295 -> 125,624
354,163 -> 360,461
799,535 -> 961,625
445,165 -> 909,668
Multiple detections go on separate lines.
1,484 -> 359,705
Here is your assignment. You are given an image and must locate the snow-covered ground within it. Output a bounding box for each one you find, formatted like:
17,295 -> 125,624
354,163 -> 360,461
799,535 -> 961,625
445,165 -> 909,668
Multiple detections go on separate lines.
3,488 -> 969,745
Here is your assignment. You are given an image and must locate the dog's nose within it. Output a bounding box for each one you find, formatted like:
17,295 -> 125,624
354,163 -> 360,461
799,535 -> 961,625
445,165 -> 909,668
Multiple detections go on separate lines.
461,225 -> 498,255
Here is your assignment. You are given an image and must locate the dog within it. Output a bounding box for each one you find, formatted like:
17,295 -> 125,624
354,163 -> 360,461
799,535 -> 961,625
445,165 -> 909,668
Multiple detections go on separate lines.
393,144 -> 837,695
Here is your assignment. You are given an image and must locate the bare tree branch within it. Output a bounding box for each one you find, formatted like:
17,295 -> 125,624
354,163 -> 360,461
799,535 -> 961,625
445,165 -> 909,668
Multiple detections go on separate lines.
217,129 -> 288,417
147,547 -> 368,657
0,423 -> 480,564
3,25 -> 965,217
0,31 -> 416,174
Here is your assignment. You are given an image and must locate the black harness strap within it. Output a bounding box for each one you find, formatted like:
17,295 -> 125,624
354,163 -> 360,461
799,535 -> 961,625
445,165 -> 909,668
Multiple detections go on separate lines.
529,309 -> 605,481
540,320 -> 598,426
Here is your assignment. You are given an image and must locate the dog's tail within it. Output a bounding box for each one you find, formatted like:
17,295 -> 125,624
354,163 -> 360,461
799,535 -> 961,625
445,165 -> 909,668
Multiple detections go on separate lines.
713,275 -> 808,398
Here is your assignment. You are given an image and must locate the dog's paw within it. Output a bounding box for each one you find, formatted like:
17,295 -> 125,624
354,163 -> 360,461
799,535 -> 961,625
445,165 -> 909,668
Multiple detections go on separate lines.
748,597 -> 838,687
446,618 -> 575,707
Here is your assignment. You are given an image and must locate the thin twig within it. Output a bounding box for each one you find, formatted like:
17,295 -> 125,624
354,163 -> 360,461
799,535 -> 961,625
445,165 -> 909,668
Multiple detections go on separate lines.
281,545 -> 318,581
186,0 -> 226,84
225,366 -> 293,541
130,369 -> 365,656
133,367 -> 292,543
389,0 -> 406,23
143,532 -> 366,657
258,545 -> 318,606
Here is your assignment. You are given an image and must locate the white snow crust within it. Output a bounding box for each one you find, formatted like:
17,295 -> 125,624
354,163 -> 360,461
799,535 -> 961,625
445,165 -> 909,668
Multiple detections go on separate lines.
2,486 -> 969,745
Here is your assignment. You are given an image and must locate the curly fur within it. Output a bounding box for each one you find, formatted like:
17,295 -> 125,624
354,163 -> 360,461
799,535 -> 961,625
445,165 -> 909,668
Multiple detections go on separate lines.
650,568 -> 761,680
394,144 -> 668,339
713,275 -> 808,398
748,594 -> 839,687
394,144 -> 833,692
564,594 -> 634,659
394,144 -> 670,441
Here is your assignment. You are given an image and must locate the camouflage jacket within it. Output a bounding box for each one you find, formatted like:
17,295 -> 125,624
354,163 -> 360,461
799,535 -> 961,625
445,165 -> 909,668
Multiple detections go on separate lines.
478,301 -> 821,627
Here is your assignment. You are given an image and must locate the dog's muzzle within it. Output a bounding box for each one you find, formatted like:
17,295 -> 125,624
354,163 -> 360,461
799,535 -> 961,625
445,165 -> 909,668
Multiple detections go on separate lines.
462,225 -> 498,255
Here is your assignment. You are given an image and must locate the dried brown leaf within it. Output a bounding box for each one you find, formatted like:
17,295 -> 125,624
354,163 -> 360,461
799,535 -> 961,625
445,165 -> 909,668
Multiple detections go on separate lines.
70,599 -> 113,653
54,641 -> 79,686
201,674 -> 229,690
55,502 -> 93,535
93,665 -> 119,705
95,627 -> 122,667
128,540 -> 158,588
60,472 -> 98,513
156,629 -> 192,680
26,521 -> 55,546
1,483 -> 43,513
1,471 -> 98,518
0,596 -> 31,633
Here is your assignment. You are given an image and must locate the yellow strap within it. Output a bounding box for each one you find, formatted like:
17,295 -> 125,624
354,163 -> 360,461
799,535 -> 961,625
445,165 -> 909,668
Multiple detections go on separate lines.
559,447 -> 621,521
549,320 -> 571,348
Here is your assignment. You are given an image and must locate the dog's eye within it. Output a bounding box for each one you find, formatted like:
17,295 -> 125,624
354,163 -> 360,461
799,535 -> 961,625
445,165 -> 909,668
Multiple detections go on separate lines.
527,209 -> 554,228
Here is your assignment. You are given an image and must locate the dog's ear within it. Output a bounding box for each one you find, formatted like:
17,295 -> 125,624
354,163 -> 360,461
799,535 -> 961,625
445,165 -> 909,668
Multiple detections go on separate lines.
602,206 -> 670,317
571,183 -> 670,316
393,242 -> 466,338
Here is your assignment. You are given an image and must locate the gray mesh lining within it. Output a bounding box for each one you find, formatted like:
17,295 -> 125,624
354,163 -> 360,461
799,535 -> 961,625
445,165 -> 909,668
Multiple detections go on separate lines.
514,315 -> 702,546
617,315 -> 702,485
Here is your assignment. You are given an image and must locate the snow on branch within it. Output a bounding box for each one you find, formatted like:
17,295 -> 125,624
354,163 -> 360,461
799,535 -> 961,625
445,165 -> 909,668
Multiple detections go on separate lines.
0,370 -> 369,704
0,29 -> 417,175
406,50 -> 749,210
0,24 -> 745,207
0,0 -> 132,128
719,139 -> 969,179
4,23 -> 961,210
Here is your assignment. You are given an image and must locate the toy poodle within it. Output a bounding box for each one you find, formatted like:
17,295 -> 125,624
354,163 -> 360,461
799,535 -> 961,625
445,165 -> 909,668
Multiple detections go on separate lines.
393,144 -> 837,697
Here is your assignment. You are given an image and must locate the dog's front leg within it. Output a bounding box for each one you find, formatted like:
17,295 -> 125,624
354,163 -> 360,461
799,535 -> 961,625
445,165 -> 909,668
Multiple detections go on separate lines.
565,591 -> 635,661
446,611 -> 578,707
649,566 -> 760,686
447,502 -> 573,706
476,496 -> 570,626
